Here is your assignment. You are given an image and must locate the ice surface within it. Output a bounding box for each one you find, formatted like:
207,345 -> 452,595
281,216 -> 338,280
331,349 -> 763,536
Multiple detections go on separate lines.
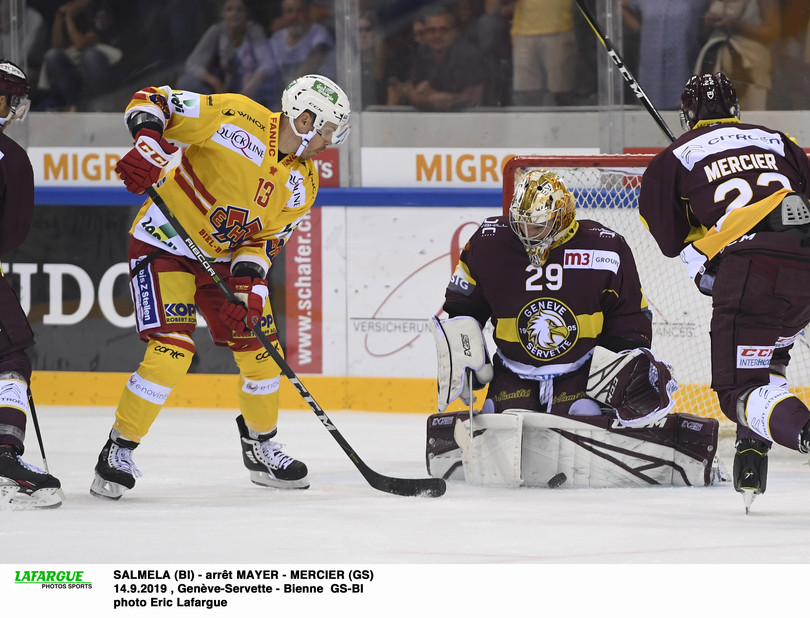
3,405 -> 809,614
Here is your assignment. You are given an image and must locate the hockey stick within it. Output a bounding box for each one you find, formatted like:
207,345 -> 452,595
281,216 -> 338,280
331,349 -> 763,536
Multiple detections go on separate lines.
574,0 -> 676,143
144,186 -> 446,498
27,387 -> 51,473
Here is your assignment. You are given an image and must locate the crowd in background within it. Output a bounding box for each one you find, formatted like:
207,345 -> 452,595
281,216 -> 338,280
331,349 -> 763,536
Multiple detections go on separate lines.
1,0 -> 809,113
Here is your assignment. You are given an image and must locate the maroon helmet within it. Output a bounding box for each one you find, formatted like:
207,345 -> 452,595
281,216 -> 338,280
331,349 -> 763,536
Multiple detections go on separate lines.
679,72 -> 739,130
0,59 -> 30,123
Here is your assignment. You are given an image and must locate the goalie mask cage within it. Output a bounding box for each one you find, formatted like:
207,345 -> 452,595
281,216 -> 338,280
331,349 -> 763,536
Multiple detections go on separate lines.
502,155 -> 810,425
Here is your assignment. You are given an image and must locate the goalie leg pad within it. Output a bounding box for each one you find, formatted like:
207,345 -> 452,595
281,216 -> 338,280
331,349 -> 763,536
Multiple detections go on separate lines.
426,412 -> 468,480
449,410 -> 720,488
454,413 -> 523,487
518,412 -> 718,487
429,316 -> 492,413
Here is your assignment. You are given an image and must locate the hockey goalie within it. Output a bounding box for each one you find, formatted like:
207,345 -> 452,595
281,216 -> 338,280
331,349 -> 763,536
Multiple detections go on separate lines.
426,169 -> 724,488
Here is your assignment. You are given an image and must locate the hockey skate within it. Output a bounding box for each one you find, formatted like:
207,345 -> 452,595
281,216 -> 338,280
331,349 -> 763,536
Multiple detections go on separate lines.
236,415 -> 309,489
90,432 -> 142,500
733,438 -> 769,514
0,445 -> 63,510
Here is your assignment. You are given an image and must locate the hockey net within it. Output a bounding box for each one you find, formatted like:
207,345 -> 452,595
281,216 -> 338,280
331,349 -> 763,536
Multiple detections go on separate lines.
502,155 -> 810,425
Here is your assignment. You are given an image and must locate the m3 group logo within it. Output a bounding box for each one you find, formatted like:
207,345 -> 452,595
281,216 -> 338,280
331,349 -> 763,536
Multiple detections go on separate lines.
13,569 -> 92,589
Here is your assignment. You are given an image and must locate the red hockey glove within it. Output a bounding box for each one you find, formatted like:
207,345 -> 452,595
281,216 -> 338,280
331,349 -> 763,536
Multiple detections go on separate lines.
114,129 -> 178,195
220,277 -> 269,335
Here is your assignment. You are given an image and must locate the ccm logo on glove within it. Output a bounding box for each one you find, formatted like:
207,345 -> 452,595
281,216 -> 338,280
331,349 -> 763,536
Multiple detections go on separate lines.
115,129 -> 178,195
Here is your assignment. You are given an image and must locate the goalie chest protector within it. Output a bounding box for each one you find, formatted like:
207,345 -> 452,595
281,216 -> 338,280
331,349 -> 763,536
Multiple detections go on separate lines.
445,217 -> 651,369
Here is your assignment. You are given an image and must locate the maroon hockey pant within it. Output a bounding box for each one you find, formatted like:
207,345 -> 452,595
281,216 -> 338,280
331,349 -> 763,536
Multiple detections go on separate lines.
711,249 -> 810,449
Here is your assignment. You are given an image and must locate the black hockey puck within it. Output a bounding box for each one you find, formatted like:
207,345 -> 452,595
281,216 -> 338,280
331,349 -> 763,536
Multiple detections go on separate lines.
548,473 -> 567,488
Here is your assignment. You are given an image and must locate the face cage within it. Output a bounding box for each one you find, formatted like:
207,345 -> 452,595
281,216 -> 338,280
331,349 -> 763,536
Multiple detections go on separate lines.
0,93 -> 29,126
509,215 -> 561,267
12,94 -> 30,120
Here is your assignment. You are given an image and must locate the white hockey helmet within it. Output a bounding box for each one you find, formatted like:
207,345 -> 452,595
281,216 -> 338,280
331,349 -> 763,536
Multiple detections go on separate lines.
509,170 -> 576,266
281,74 -> 351,145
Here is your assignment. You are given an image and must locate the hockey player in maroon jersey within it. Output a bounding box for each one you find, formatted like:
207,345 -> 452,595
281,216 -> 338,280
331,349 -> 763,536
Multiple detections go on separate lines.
0,60 -> 63,509
638,72 -> 810,512
425,170 -> 722,489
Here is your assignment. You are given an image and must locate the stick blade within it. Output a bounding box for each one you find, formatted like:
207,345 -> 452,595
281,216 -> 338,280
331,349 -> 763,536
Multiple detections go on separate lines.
368,474 -> 447,498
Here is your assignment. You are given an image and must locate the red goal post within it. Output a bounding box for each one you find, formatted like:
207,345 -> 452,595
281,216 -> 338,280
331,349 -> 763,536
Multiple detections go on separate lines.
501,154 -> 810,424
502,154 -> 654,213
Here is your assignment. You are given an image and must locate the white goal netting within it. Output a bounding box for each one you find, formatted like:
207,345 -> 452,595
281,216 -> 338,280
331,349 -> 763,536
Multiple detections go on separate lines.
502,155 -> 810,423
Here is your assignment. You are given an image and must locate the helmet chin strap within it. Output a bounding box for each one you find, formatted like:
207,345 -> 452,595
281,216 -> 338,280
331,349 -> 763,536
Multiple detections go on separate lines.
288,115 -> 316,156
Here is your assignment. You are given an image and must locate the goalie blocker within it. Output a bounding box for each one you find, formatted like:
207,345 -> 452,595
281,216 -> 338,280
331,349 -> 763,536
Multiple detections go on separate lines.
426,410 -> 722,488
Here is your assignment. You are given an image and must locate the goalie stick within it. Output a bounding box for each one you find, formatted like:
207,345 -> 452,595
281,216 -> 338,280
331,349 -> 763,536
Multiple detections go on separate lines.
574,0 -> 676,143
144,186 -> 445,498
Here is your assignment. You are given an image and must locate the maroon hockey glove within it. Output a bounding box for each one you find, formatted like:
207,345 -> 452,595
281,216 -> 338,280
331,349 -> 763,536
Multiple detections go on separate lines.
587,347 -> 678,428
114,129 -> 178,195
220,277 -> 269,335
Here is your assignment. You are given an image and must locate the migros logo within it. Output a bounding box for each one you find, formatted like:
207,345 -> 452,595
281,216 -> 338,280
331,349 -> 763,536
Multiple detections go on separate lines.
415,153 -> 516,183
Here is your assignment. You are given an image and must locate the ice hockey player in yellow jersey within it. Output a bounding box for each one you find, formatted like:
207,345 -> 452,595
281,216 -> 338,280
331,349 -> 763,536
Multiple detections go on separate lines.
90,75 -> 350,500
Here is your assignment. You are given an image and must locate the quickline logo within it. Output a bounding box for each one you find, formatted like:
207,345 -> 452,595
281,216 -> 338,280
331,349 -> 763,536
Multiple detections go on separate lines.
14,570 -> 92,589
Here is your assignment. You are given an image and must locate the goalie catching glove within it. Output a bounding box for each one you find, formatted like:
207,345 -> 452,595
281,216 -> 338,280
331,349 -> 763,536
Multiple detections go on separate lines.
429,316 -> 494,413
115,129 -> 178,195
220,276 -> 269,335
586,346 -> 678,427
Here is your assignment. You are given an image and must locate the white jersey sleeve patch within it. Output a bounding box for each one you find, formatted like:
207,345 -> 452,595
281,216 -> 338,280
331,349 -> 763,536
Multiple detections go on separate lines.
168,90 -> 201,118
563,249 -> 620,274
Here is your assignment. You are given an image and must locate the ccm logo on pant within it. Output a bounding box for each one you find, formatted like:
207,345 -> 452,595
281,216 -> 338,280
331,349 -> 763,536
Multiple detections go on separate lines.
736,346 -> 774,369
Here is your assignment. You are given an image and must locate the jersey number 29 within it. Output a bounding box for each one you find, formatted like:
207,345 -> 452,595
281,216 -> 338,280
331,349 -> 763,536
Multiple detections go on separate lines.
525,264 -> 562,291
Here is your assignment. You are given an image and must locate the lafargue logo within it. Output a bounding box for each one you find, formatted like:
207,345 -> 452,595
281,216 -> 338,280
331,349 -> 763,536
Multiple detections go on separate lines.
14,569 -> 92,589
517,298 -> 578,360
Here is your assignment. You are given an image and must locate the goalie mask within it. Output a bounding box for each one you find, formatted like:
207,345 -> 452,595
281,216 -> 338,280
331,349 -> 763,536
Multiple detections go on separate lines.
680,72 -> 739,131
0,59 -> 30,126
281,74 -> 351,145
509,170 -> 575,266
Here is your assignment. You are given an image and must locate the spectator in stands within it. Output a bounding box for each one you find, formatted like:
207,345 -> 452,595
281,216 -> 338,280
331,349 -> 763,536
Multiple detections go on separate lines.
622,0 -> 712,110
0,4 -> 46,72
358,12 -> 386,108
399,6 -> 489,111
310,0 -> 336,37
510,0 -> 577,107
470,0 -> 513,106
769,0 -> 810,110
39,0 -> 123,111
177,0 -> 277,107
386,11 -> 427,106
136,0 -> 211,84
695,0 -> 780,110
268,0 -> 335,102
309,0 -> 337,83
